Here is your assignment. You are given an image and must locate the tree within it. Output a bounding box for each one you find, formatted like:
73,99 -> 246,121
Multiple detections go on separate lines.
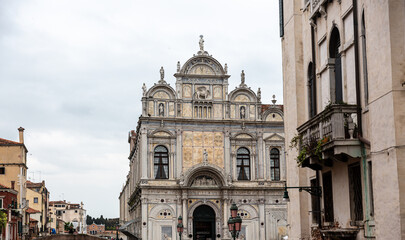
0,211 -> 7,240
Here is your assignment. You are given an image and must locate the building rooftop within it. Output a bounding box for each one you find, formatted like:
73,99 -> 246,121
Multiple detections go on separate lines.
27,208 -> 41,214
0,137 -> 22,145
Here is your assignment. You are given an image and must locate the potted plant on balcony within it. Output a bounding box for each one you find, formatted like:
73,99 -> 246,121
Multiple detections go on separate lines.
0,210 -> 7,240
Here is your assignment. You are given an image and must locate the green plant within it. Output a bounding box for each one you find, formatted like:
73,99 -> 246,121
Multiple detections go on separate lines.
289,134 -> 302,149
0,211 -> 7,234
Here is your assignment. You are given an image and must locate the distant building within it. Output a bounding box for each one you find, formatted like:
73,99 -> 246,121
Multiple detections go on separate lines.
0,183 -> 21,240
26,180 -> 49,235
26,208 -> 41,236
48,200 -> 86,234
0,127 -> 29,236
87,223 -> 105,235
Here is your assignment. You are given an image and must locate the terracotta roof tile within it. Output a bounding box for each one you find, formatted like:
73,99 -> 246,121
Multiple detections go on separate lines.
26,208 -> 41,214
0,138 -> 22,145
0,183 -> 9,189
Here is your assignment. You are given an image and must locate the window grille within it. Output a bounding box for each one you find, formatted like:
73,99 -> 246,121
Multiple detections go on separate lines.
349,163 -> 363,221
270,148 -> 280,181
237,148 -> 250,180
154,145 -> 169,179
323,171 -> 334,222
311,178 -> 320,224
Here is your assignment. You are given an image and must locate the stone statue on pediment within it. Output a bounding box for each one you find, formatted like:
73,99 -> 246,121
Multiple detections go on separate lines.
142,83 -> 147,96
199,35 -> 204,51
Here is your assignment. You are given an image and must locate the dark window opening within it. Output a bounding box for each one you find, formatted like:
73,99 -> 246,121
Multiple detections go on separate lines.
154,145 -> 169,179
308,62 -> 317,118
349,163 -> 363,221
323,171 -> 334,222
34,197 -> 38,203
311,178 -> 320,224
368,161 -> 374,217
330,27 -> 343,103
270,148 -> 280,181
237,148 -> 250,180
0,167 -> 5,174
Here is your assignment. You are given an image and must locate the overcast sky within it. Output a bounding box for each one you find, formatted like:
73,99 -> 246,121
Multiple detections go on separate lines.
0,0 -> 282,218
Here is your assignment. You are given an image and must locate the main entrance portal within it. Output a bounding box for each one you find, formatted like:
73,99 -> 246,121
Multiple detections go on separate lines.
193,205 -> 216,240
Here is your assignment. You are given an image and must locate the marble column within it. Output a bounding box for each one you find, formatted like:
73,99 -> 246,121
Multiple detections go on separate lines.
141,198 -> 148,240
257,133 -> 264,179
259,198 -> 265,239
141,128 -> 148,179
176,129 -> 182,178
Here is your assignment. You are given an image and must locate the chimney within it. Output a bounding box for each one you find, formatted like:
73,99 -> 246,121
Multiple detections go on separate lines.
11,181 -> 15,189
18,127 -> 25,144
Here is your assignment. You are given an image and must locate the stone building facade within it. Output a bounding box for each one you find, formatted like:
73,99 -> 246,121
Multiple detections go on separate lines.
119,38 -> 287,240
48,200 -> 87,234
280,0 -> 405,239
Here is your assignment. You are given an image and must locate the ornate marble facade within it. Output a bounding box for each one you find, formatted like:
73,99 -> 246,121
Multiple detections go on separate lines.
119,37 -> 286,240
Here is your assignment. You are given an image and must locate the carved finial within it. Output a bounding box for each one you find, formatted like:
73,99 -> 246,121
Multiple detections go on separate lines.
257,88 -> 261,101
272,95 -> 277,105
199,35 -> 204,51
224,63 -> 228,74
142,83 -> 147,96
177,61 -> 180,72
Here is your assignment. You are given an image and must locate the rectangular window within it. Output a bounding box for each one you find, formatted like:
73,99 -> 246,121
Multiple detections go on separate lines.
0,199 -> 3,209
323,171 -> 334,222
34,197 -> 38,203
161,226 -> 172,240
349,163 -> 363,222
310,179 -> 320,224
0,167 -> 5,174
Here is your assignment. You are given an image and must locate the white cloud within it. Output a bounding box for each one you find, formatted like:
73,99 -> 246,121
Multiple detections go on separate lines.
0,0 -> 282,217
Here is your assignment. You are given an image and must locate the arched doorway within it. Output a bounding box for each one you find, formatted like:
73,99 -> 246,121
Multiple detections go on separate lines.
193,205 -> 216,240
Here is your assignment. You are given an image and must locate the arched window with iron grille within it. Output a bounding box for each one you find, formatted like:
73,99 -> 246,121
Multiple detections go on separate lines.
270,148 -> 280,181
237,147 -> 250,180
154,145 -> 169,179
330,27 -> 343,103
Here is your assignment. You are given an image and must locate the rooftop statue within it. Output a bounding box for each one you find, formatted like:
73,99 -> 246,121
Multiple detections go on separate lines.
199,35 -> 204,51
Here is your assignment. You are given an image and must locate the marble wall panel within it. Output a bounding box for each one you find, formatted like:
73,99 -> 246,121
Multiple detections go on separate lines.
203,132 -> 214,146
148,101 -> 154,116
213,104 -> 223,119
169,102 -> 175,116
230,105 -> 235,118
183,147 -> 193,169
193,147 -> 204,164
214,132 -> 223,147
153,91 -> 169,99
250,105 -> 255,119
183,132 -> 193,146
214,148 -> 224,167
183,84 -> 192,98
183,103 -> 192,117
193,132 -> 203,146
234,94 -> 250,102
213,85 -> 223,99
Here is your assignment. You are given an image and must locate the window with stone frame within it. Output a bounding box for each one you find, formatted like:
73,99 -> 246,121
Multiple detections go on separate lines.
237,147 -> 250,180
270,148 -> 280,181
323,171 -> 334,222
0,167 -> 5,174
330,27 -> 343,103
154,145 -> 169,179
348,162 -> 363,222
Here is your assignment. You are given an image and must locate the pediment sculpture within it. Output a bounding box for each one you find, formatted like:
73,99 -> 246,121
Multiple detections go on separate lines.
191,176 -> 217,187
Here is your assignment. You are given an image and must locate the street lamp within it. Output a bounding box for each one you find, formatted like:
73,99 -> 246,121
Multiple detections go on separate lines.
227,203 -> 242,240
177,216 -> 183,240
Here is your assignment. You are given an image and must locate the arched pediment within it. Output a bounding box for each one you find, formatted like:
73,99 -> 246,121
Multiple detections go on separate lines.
229,88 -> 257,102
180,56 -> 226,76
148,129 -> 175,138
146,84 -> 177,100
263,108 -> 284,122
149,204 -> 175,220
231,131 -> 256,140
183,164 -> 227,187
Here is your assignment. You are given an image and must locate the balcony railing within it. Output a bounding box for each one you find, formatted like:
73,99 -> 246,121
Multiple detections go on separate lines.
306,0 -> 328,18
297,104 -> 361,169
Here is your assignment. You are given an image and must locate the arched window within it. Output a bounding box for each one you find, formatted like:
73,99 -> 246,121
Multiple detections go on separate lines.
237,147 -> 250,180
308,62 -> 317,118
154,145 -> 168,179
330,27 -> 343,103
270,148 -> 280,181
361,11 -> 369,105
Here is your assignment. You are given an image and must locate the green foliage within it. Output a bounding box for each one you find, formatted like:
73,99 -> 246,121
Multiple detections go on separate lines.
64,222 -> 73,231
0,211 -> 7,233
86,215 -> 119,229
289,134 -> 302,149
